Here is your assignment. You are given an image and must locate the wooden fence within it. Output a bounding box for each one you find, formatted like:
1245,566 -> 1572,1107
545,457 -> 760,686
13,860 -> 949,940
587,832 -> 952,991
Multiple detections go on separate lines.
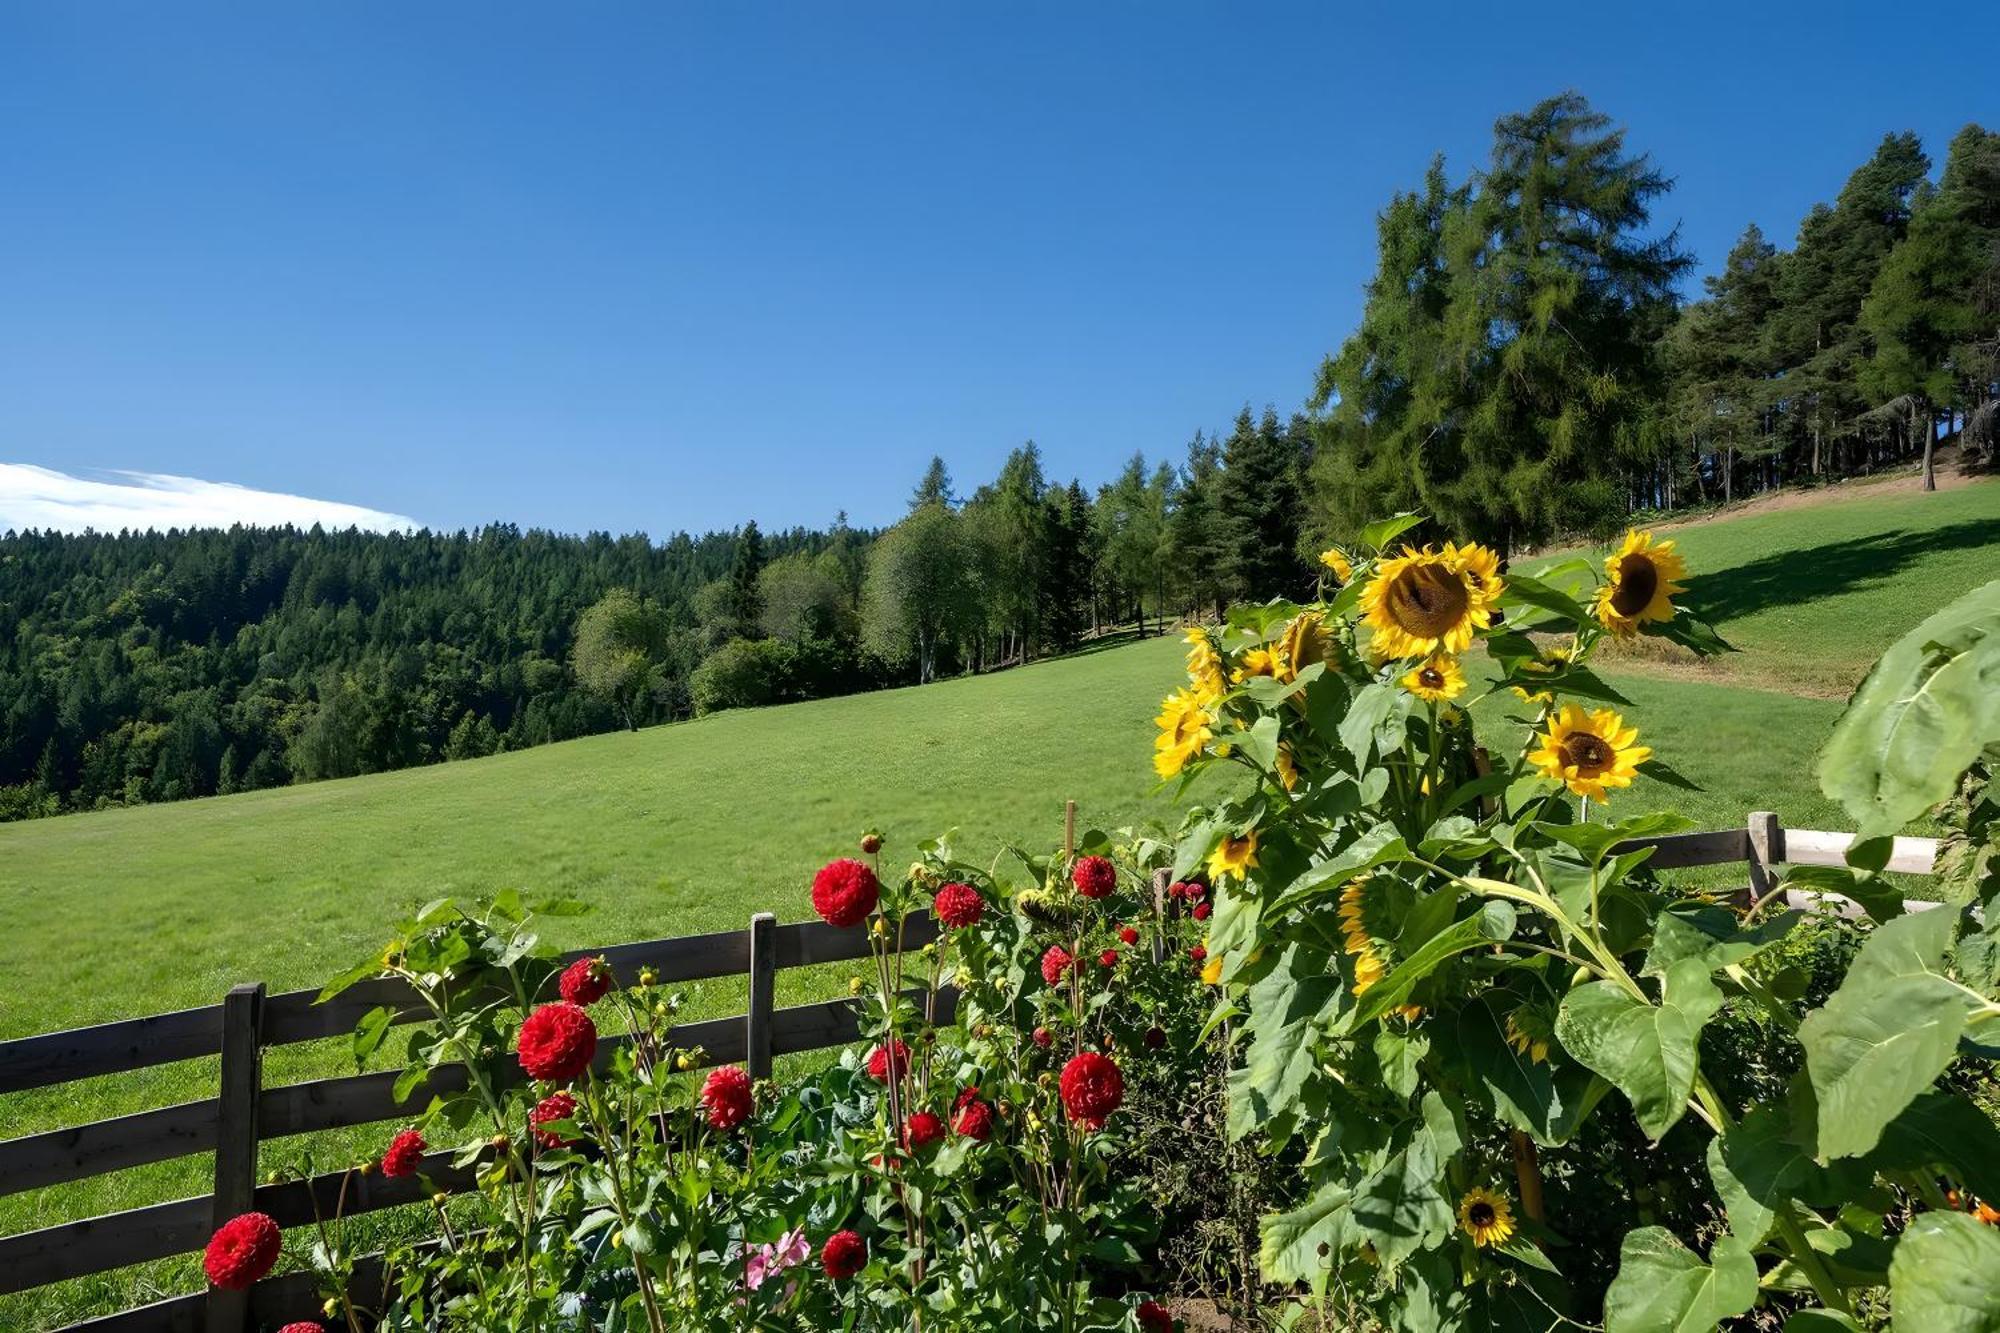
0,813 -> 1942,1332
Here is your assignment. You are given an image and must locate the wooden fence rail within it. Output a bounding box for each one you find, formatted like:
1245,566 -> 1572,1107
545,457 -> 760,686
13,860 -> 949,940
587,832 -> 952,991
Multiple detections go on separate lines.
0,813 -> 1942,1332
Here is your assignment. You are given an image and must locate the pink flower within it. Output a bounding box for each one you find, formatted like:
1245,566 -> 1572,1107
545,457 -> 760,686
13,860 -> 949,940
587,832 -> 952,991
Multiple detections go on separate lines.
745,1225 -> 810,1293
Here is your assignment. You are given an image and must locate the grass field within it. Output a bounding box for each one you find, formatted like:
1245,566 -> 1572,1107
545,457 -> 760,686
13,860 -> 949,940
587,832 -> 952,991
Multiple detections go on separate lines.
1,473 -> 1993,1327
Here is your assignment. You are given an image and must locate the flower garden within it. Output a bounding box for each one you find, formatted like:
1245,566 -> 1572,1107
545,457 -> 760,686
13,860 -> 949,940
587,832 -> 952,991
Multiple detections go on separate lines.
188,517 -> 2000,1332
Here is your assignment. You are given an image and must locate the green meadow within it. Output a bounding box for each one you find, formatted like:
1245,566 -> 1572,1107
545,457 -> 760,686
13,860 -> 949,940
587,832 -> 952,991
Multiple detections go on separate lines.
1,474 -> 1994,1328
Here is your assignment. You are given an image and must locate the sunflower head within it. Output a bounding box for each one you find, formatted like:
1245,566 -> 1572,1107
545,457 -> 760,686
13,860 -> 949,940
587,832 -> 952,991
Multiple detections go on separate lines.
1231,646 -> 1283,685
1527,704 -> 1651,800
1400,653 -> 1466,704
1319,547 -> 1354,582
1457,1187 -> 1516,1248
1360,545 -> 1500,660
1153,688 -> 1215,779
1592,529 -> 1688,636
1275,744 -> 1299,793
1184,628 -> 1227,702
1207,831 -> 1259,882
1275,611 -> 1332,683
1505,1006 -> 1555,1065
1337,877 -> 1391,996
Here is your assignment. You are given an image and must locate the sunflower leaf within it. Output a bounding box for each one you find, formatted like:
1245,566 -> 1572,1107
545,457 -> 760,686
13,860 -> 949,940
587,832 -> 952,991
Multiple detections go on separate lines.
1887,1210 -> 2000,1333
1604,1228 -> 1759,1333
1555,960 -> 1721,1141
1360,511 -> 1426,552
1499,572 -> 1592,624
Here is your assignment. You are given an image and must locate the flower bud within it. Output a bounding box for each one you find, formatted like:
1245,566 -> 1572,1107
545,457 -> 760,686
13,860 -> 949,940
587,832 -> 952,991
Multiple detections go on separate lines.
860,833 -> 883,854
325,1298 -> 341,1318
638,967 -> 658,987
849,976 -> 864,995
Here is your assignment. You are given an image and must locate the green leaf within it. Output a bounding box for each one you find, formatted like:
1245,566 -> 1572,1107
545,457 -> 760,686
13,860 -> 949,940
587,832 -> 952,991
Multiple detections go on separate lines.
1707,1103 -> 1823,1245
1258,1183 -> 1353,1286
1867,1091 -> 2000,1206
1456,996 -> 1563,1143
1603,1227 -> 1758,1333
1649,611 -> 1736,658
1351,900 -> 1516,1026
351,1004 -> 396,1067
1227,944 -> 1342,1144
1349,1092 -> 1460,1269
1636,758 -> 1702,792
1800,907 -> 1979,1159
1340,682 -> 1409,769
1785,1311 -> 1864,1333
1555,961 -> 1722,1141
1644,907 -> 1801,978
316,957 -> 385,1003
1270,823 -> 1411,914
1500,572 -> 1592,624
1889,1210 -> 2000,1333
1819,579 -> 2000,831
1360,512 -> 1425,552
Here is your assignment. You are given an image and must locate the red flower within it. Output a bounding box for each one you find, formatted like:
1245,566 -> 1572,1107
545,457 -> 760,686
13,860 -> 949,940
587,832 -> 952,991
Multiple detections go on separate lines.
902,1110 -> 945,1151
1098,948 -> 1119,970
1192,901 -> 1211,922
1136,1299 -> 1175,1332
558,956 -> 613,1006
953,1097 -> 994,1141
1118,925 -> 1139,946
1032,1026 -> 1054,1048
953,1084 -> 981,1111
1188,944 -> 1206,963
1059,1051 -> 1124,1130
860,832 -> 883,854
865,1038 -> 910,1082
1071,855 -> 1117,898
380,1128 -> 426,1178
1168,880 -> 1191,900
277,1325 -> 327,1333
203,1211 -> 281,1291
517,1002 -> 597,1083
700,1065 -> 754,1130
821,1229 -> 867,1280
933,881 -> 984,929
812,858 -> 880,928
529,1090 -> 580,1149
1041,945 -> 1074,985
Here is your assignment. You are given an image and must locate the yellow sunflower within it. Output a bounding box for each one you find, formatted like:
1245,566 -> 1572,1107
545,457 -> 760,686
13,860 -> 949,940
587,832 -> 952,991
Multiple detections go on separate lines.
1185,628 -> 1227,702
1275,744 -> 1299,793
1338,878 -> 1389,996
1508,647 -> 1572,703
1153,688 -> 1215,779
1592,529 -> 1688,636
1275,610 -> 1331,683
1360,545 -> 1500,659
1442,540 -> 1503,601
1232,647 -> 1283,684
1505,1007 -> 1554,1065
1201,954 -> 1224,986
1207,830 -> 1259,882
1319,547 -> 1353,582
1527,705 -> 1651,800
1457,1187 -> 1516,1248
1400,654 -> 1466,704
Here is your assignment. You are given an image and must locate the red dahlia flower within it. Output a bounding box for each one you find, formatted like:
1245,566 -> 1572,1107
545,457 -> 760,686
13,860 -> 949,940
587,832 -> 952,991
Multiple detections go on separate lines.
953,1097 -> 994,1140
700,1064 -> 755,1130
933,881 -> 984,929
558,955 -> 613,1006
865,1038 -> 910,1082
1192,901 -> 1211,922
1188,945 -> 1206,963
1118,925 -> 1139,945
1032,1026 -> 1053,1048
953,1084 -> 981,1111
821,1229 -> 867,1280
380,1128 -> 426,1178
1040,945 -> 1074,985
528,1090 -> 580,1149
812,858 -> 880,928
1071,855 -> 1117,898
1058,1051 -> 1124,1130
517,1002 -> 597,1083
277,1325 -> 326,1333
902,1110 -> 945,1151
203,1211 -> 282,1291
860,832 -> 883,854
1098,948 -> 1119,969
1136,1299 -> 1175,1332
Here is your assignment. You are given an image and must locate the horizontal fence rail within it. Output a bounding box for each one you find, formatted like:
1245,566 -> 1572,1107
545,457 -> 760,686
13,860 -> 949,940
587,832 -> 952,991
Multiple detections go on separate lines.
0,814 -> 1946,1331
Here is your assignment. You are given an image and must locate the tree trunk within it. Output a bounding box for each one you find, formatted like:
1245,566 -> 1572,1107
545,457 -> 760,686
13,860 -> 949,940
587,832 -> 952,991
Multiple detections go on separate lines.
1918,400 -> 1936,491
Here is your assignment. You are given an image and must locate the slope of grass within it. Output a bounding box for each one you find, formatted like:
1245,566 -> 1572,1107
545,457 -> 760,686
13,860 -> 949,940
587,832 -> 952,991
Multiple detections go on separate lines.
2,477 -> 1994,1327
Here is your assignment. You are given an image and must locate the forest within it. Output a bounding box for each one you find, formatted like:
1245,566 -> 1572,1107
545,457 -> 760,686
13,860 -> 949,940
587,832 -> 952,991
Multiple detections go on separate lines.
3,94 -> 1994,820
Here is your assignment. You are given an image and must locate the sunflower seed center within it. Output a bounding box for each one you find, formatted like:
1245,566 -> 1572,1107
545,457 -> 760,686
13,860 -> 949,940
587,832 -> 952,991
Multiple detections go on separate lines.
1468,1202 -> 1496,1226
1391,566 -> 1471,638
1562,734 -> 1611,772
1610,555 -> 1659,616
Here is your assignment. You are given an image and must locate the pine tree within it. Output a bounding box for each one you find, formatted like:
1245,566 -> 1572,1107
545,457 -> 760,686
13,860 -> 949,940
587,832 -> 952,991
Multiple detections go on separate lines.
728,520 -> 767,631
1167,432 -> 1228,618
911,456 -> 955,511
1216,409 -> 1308,601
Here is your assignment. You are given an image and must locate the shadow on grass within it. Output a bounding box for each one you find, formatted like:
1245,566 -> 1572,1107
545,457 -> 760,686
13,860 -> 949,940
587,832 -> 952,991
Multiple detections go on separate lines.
1685,516 -> 2000,628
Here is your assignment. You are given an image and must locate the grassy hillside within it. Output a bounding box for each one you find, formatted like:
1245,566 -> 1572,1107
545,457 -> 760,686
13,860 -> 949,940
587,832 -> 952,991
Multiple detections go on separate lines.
1,474 -> 1993,1328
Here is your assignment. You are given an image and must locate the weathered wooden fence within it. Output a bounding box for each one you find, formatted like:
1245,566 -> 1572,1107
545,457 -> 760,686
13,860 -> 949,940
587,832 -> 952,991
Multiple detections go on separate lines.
0,813 -> 1941,1332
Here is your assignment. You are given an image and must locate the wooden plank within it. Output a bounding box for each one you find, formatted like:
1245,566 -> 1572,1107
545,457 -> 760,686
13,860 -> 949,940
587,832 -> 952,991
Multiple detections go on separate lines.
0,1099 -> 218,1198
775,913 -> 938,968
1781,828 -> 1939,876
746,913 -> 777,1080
1746,811 -> 1781,900
61,1245 -> 391,1332
1610,827 -> 1751,869
0,1195 -> 212,1294
207,983 -> 265,1333
0,1005 -> 223,1094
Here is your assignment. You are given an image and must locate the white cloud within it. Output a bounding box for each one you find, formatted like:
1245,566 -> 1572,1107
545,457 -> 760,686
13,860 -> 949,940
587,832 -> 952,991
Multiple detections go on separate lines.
0,464 -> 421,535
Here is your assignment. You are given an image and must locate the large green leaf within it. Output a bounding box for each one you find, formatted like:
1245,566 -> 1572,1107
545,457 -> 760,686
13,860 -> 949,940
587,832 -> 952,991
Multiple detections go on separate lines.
1349,1092 -> 1462,1270
1555,961 -> 1722,1141
1227,944 -> 1342,1144
1707,1103 -> 1823,1245
1889,1210 -> 2000,1333
1819,579 -> 2000,832
1456,996 -> 1563,1144
1799,907 -> 1980,1159
1866,1091 -> 2000,1206
1604,1227 -> 1758,1333
1350,900 -> 1516,1025
1258,1183 -> 1353,1287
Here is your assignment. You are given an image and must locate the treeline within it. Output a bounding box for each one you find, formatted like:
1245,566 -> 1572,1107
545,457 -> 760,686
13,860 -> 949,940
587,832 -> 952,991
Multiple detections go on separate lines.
1309,96 -> 1998,553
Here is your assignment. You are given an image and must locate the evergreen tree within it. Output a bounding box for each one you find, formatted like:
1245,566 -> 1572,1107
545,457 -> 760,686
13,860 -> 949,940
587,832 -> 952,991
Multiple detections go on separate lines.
910,456 -> 956,511
1036,481 -> 1092,653
1216,408 -> 1309,600
728,520 -> 767,630
1168,431 -> 1229,619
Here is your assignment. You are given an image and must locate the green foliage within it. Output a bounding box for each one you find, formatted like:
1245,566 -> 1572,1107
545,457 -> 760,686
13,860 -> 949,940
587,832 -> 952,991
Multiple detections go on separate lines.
571,589 -> 674,731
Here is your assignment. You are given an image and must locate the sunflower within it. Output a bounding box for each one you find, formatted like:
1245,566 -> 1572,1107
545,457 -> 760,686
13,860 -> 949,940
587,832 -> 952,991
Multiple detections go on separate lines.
1154,688 -> 1215,779
1400,654 -> 1466,704
1275,744 -> 1299,793
1527,705 -> 1651,800
1185,628 -> 1227,702
1201,954 -> 1224,986
1360,545 -> 1500,659
1275,611 -> 1331,683
1508,647 -> 1571,704
1592,529 -> 1688,636
1457,1187 -> 1516,1248
1337,878 -> 1389,996
1319,547 -> 1353,582
1207,831 -> 1259,882
1505,1007 -> 1554,1065
1442,540 -> 1503,601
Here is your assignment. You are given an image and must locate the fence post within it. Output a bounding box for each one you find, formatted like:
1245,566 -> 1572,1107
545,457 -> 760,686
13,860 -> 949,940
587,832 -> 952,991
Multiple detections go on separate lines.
746,913 -> 777,1080
1746,811 -> 1783,905
208,981 -> 266,1333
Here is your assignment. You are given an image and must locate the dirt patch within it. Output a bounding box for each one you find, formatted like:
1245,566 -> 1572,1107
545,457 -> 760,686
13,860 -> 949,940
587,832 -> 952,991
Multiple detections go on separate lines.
1509,631 -> 1858,701
1644,453 -> 1990,534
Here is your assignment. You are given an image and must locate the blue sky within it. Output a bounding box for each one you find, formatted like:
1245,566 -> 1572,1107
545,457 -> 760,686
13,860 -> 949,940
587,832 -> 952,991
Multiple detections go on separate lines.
0,1 -> 1987,537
